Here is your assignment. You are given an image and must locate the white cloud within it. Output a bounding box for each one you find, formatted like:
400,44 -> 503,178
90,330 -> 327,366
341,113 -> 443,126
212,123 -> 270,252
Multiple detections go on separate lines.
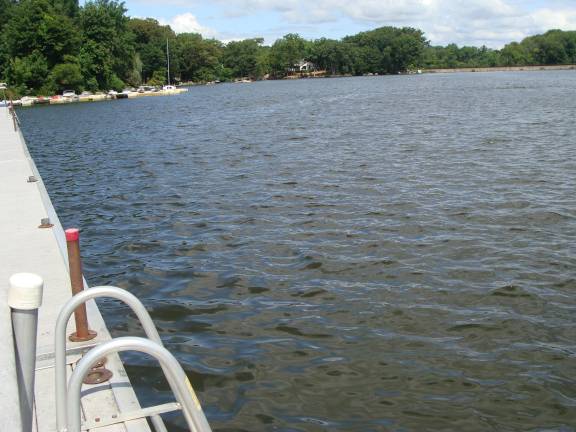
530,8 -> 576,31
160,12 -> 261,43
161,13 -> 218,37
155,0 -> 576,47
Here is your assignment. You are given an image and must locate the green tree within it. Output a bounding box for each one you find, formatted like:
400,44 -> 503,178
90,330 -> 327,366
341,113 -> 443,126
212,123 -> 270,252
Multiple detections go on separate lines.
344,27 -> 427,73
223,38 -> 268,79
2,0 -> 79,92
128,18 -> 174,83
496,30 -> 576,66
499,42 -> 528,66
421,43 -> 498,68
50,61 -> 83,92
174,33 -> 223,82
79,0 -> 135,89
389,31 -> 426,72
7,51 -> 50,96
269,33 -> 307,77
147,68 -> 166,86
127,52 -> 143,86
0,0 -> 16,30
3,3 -> 576,94
50,0 -> 79,17
0,0 -> 16,79
309,38 -> 358,75
533,30 -> 569,64
3,0 -> 80,68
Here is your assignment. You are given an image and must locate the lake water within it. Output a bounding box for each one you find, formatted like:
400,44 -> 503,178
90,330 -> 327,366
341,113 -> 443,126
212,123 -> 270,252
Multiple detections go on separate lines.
20,72 -> 576,431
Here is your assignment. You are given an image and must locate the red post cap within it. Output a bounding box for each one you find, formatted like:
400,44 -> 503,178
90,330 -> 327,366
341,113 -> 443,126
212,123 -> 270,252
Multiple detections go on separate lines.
65,228 -> 80,242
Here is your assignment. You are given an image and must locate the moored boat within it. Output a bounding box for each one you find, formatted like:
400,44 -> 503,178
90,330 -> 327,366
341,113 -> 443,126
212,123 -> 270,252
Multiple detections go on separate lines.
62,89 -> 79,101
78,91 -> 93,102
120,88 -> 138,98
21,96 -> 37,106
50,95 -> 68,104
92,92 -> 106,101
161,84 -> 187,94
137,85 -> 159,95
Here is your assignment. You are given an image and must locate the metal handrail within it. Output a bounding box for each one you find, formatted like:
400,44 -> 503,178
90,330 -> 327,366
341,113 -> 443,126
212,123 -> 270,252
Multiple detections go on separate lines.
67,337 -> 212,432
8,99 -> 20,131
54,286 -> 183,432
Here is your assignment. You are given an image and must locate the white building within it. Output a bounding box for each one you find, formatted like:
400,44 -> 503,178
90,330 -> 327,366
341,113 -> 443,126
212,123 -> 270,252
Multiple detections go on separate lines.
296,60 -> 315,72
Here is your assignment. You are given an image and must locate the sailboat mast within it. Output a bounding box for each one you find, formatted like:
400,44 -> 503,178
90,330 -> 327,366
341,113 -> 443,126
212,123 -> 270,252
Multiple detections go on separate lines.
166,39 -> 170,86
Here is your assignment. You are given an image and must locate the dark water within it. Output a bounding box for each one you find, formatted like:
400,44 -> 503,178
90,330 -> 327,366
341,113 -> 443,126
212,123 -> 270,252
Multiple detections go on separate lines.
20,72 -> 576,431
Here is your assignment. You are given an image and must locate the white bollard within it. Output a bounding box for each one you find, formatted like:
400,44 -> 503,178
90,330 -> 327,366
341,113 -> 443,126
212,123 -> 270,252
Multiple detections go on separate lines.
9,273 -> 44,432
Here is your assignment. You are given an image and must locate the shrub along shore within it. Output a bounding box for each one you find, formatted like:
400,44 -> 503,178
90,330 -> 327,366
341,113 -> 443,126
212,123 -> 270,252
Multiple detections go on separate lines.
1,0 -> 575,98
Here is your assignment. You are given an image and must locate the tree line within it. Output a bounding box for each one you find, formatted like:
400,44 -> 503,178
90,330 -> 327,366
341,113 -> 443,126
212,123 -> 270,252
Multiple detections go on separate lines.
1,0 -> 575,97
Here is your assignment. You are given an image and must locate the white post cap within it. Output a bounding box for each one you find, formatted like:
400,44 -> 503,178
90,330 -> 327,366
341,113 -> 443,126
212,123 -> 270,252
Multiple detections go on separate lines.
8,273 -> 44,310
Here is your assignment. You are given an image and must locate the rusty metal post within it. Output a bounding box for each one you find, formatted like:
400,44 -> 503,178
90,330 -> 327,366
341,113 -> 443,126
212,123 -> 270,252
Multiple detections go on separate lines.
65,228 -> 97,342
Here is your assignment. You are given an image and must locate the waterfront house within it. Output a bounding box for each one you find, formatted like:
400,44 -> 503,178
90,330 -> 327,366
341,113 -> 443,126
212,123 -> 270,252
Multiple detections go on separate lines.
287,60 -> 317,78
296,60 -> 315,72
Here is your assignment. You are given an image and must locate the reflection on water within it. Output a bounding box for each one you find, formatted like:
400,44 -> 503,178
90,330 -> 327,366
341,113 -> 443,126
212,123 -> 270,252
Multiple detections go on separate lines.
20,71 -> 576,431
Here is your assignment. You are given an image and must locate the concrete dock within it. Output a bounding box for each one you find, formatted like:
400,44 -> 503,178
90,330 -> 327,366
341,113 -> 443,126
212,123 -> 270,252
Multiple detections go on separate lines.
0,106 -> 151,432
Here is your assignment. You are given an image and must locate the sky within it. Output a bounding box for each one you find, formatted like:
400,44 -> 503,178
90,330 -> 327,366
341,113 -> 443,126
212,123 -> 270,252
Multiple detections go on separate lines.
123,0 -> 576,48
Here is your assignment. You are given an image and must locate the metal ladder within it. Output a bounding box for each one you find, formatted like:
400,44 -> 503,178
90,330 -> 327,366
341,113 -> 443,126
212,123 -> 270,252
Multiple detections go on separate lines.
54,286 -> 213,432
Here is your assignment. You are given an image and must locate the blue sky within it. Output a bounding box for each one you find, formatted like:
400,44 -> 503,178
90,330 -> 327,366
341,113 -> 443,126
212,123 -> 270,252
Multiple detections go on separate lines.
122,0 -> 576,48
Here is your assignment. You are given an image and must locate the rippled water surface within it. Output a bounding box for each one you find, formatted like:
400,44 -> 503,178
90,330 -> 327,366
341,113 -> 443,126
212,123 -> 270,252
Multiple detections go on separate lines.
20,72 -> 576,431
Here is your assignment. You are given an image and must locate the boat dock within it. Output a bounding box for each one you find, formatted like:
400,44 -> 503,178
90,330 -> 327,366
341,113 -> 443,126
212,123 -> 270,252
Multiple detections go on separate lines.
4,87 -> 188,108
0,105 -> 154,431
0,106 -> 211,431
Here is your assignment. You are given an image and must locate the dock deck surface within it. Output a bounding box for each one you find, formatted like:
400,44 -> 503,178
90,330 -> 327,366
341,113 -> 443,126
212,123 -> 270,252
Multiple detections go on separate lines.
0,107 -> 151,432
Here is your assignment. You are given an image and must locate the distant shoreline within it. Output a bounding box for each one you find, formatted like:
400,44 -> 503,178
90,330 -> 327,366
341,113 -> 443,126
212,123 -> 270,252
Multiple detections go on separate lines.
423,64 -> 576,74
236,64 -> 576,83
